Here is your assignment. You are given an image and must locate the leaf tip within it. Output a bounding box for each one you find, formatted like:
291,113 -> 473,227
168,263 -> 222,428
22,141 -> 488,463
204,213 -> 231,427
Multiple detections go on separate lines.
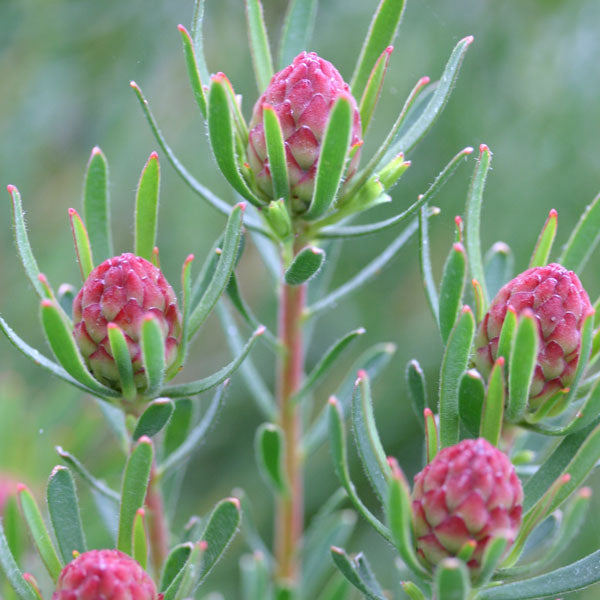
149,151 -> 159,161
226,496 -> 241,510
16,482 -> 27,494
41,299 -> 53,308
6,184 -> 17,195
136,507 -> 145,517
419,76 -> 431,87
495,356 -> 505,367
385,45 -> 394,55
136,435 -> 154,447
176,23 -> 187,33
198,540 -> 209,551
462,35 -> 475,45
549,208 -> 558,219
50,465 -> 67,477
463,146 -> 474,155
453,242 -> 465,253
461,305 -> 473,315
129,80 -> 139,89
479,143 -> 491,154
384,342 -> 397,354
91,146 -> 103,156
255,324 -> 266,336
328,395 -> 339,408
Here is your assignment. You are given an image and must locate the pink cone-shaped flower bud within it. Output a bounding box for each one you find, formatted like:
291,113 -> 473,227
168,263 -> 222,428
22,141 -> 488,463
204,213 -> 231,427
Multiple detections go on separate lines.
247,51 -> 362,211
73,253 -> 182,393
474,263 -> 593,409
412,438 -> 523,573
53,549 -> 157,600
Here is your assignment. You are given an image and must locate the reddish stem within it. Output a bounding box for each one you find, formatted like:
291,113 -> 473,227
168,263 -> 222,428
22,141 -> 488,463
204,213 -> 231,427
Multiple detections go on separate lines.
146,464 -> 169,574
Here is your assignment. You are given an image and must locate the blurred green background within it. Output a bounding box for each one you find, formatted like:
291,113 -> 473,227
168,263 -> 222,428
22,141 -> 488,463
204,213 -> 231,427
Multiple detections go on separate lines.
1,0 -> 600,597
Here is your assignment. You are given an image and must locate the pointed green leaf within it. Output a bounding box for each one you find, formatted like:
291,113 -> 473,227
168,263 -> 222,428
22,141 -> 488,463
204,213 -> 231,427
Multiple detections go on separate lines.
434,558 -> 470,600
293,327 -> 365,401
135,153 -> 160,262
133,509 -> 148,570
68,208 -> 94,280
303,342 -> 395,455
351,371 -> 391,504
141,315 -> 165,398
465,144 -> 491,310
559,191 -> 600,272
117,437 -> 154,555
160,383 -> 228,475
529,209 -> 558,268
172,541 -> 206,600
424,408 -> 439,462
17,485 -> 62,580
0,523 -> 38,600
190,0 -> 209,81
307,220 -> 417,317
47,466 -> 86,562
329,548 -> 386,600
58,283 -> 76,317
208,75 -> 262,207
161,543 -> 193,593
406,359 -> 427,424
351,0 -> 406,100
245,0 -> 274,91
471,278 -> 485,324
496,306 -> 517,364
506,311 -> 538,422
400,582 -> 426,600
476,536 -> 507,587
164,398 -> 193,457
178,25 -> 207,118
304,96 -> 353,221
419,204 -> 439,321
6,185 -> 47,299
278,0 -> 318,68
162,327 -> 263,398
359,46 -> 393,134
255,423 -> 288,494
4,495 -> 23,566
439,242 -> 467,344
263,104 -> 290,203
284,246 -> 325,285
480,358 -> 505,446
458,369 -> 485,438
234,488 -> 272,561
241,552 -> 270,600
107,323 -> 137,402
189,204 -> 245,337
484,242 -> 513,299
439,307 -> 476,447
197,498 -> 241,585
134,398 -> 174,440
40,300 -> 120,399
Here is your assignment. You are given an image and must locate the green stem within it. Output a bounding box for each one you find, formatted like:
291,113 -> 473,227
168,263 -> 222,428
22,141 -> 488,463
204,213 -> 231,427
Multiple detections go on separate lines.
275,242 -> 306,584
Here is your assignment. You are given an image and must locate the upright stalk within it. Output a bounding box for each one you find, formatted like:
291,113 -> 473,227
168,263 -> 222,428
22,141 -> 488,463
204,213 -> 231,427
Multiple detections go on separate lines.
146,464 -> 169,574
275,242 -> 307,583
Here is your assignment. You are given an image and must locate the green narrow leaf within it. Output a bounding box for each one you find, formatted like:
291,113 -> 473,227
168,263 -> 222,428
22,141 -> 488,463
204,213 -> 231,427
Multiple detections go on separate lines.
47,467 -> 86,563
484,242 -> 513,299
160,543 -> 193,593
471,278 -> 485,324
134,398 -> 174,440
17,485 -> 62,581
68,208 -> 94,280
245,0 -> 274,91
351,371 -> 391,504
400,582 -> 426,600
439,307 -> 475,447
141,315 -> 166,398
438,242 -> 467,344
107,323 -> 137,402
40,300 -> 120,399
178,25 -> 207,118
285,247 -> 325,285
190,0 -> 210,83
424,408 -> 439,462
6,185 -> 47,299
161,327 -> 264,398
496,306 -> 517,363
434,558 -> 470,600
278,0 -> 318,68
406,359 -> 427,424
173,541 -> 207,600
241,552 -> 270,600
479,358 -> 505,446
197,498 -> 242,585
476,536 -> 508,587
359,46 -> 393,134
164,399 -> 193,457
135,152 -> 160,262
189,204 -> 245,337
263,104 -> 290,203
327,398 -> 392,543
208,76 -> 262,207
117,437 -> 154,556
419,204 -> 439,321
379,36 -> 474,166
129,82 -> 270,236
307,220 -> 417,317
133,509 -> 148,570
329,548 -> 386,600
82,147 -> 112,262
529,209 -> 558,268
507,311 -> 538,422
458,369 -> 485,438
0,522 -> 38,600
304,96 -> 353,221
351,0 -> 406,100
386,459 -> 430,579
4,495 -> 23,566
58,283 -> 76,316
559,191 -> 600,272
465,144 -> 491,310
234,488 -> 272,561
255,423 -> 288,493
293,327 -> 365,401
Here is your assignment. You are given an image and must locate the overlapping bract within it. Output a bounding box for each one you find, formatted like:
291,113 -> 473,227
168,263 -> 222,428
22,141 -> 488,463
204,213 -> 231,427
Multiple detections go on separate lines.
52,549 -> 157,600
73,253 -> 182,391
412,438 -> 523,573
474,263 -> 593,408
247,51 -> 362,210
